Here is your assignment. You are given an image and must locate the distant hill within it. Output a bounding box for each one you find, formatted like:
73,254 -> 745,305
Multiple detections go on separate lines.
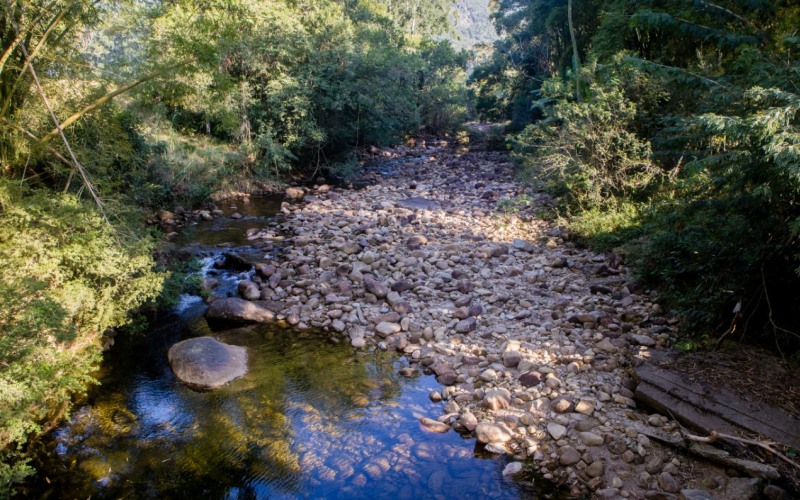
450,0 -> 497,50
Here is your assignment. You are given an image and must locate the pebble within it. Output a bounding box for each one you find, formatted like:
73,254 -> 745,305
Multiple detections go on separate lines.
246,146 -> 709,498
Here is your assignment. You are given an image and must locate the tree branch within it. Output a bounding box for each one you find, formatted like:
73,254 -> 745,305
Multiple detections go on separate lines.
40,59 -> 194,144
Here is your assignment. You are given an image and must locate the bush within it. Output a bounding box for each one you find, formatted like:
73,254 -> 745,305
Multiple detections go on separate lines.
512,77 -> 660,210
0,185 -> 164,494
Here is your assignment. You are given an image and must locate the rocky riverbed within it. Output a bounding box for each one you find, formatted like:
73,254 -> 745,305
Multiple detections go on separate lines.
211,145 -> 773,499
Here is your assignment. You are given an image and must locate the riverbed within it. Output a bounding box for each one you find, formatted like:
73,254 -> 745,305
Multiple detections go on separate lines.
29,192 -> 556,499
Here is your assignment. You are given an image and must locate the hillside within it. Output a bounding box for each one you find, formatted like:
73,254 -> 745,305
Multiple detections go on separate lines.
450,0 -> 497,50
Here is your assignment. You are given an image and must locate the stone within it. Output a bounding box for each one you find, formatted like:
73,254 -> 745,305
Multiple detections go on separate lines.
484,389 -> 511,410
547,422 -> 567,440
237,280 -> 261,301
722,478 -> 761,500
503,462 -> 524,476
578,432 -> 604,446
475,423 -> 513,444
762,485 -> 789,500
399,367 -> 419,378
658,472 -> 680,493
285,186 -> 304,199
679,491 -> 713,500
168,337 -> 248,390
519,371 -> 543,387
550,398 -> 574,413
375,322 -> 401,337
396,197 -> 441,211
631,334 -> 657,347
436,372 -> 458,385
461,412 -> 478,431
207,298 -> 275,323
406,235 -> 429,247
575,400 -> 595,416
364,276 -> 389,298
586,461 -> 605,478
559,447 -> 581,466
419,417 -> 450,433
455,317 -> 477,333
595,338 -> 618,353
502,350 -> 522,367
512,238 -> 535,252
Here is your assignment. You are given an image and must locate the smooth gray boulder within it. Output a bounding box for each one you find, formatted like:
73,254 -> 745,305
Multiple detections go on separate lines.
168,337 -> 248,390
206,297 -> 275,323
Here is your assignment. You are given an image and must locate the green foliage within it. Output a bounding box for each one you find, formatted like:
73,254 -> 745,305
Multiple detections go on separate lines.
0,185 -> 163,494
478,0 -> 800,351
512,74 -> 659,210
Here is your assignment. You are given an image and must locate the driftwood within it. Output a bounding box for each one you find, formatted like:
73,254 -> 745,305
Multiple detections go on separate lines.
632,422 -> 781,479
634,362 -> 800,450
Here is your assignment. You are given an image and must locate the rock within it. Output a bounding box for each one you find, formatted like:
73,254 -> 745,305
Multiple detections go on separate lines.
158,209 -> 176,222
658,472 -> 681,493
351,337 -> 365,348
391,280 -> 413,292
479,368 -> 497,382
519,371 -> 543,387
364,276 -> 389,298
207,298 -> 275,323
679,491 -> 713,500
502,462 -> 524,476
230,212 -> 242,219
547,422 -> 567,440
575,400 -> 595,416
586,461 -> 605,478
559,447 -> 581,466
475,423 -> 513,444
375,322 -> 401,337
436,372 -> 458,385
484,389 -> 511,410
396,197 -> 440,211
461,412 -> 478,431
237,281 -> 261,301
631,334 -> 657,347
199,210 -> 213,220
399,367 -> 419,378
722,478 -> 761,500
595,338 -> 618,353
455,317 -> 477,333
168,337 -> 247,390
502,350 -> 522,367
406,235 -> 429,247
578,432 -> 604,446
550,398 -> 574,413
285,187 -> 304,199
419,417 -> 450,433
222,252 -> 254,271
512,238 -> 535,252
762,485 -> 789,500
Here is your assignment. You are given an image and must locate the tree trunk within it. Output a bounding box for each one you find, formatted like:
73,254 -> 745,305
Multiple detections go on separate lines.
568,0 -> 582,102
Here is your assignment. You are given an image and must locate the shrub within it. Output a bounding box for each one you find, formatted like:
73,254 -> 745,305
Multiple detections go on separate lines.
512,77 -> 660,210
0,185 -> 164,493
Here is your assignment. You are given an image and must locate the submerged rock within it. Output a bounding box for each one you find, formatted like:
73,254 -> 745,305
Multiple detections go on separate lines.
168,337 -> 248,390
207,297 -> 275,323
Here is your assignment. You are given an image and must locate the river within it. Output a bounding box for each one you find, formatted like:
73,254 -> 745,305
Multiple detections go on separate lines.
29,194 -> 560,499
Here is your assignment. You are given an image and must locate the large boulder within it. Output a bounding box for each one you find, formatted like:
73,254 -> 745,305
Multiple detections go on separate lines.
206,297 -> 275,323
168,337 -> 248,390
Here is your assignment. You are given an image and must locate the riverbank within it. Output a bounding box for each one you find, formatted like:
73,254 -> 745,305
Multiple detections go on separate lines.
241,143 -> 793,498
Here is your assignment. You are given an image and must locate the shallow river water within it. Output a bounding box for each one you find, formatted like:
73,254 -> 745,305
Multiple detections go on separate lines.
30,195 -> 558,499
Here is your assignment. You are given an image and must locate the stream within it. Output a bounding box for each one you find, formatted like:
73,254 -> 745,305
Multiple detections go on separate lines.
29,194 -> 558,499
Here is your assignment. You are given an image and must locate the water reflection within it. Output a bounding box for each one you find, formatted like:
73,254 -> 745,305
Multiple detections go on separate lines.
34,320 -> 542,499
